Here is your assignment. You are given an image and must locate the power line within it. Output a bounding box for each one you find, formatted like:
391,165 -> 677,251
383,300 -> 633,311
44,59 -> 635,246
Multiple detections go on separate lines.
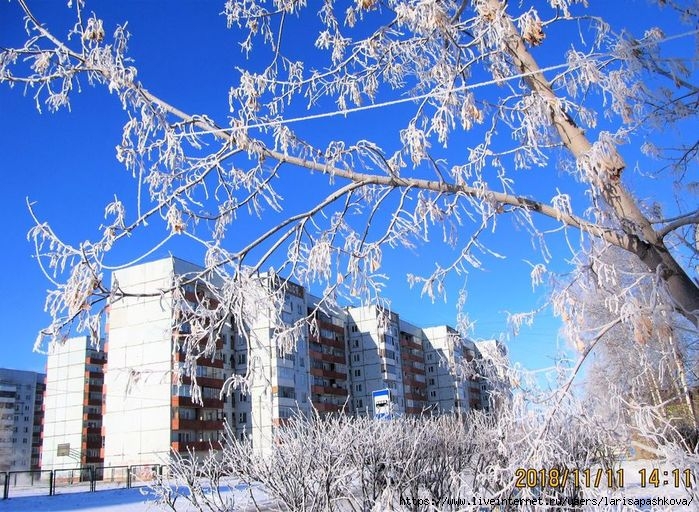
176,28 -> 699,138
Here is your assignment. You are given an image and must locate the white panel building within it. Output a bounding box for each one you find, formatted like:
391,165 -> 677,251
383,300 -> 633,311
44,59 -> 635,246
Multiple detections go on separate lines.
346,306 -> 406,416
104,257 -> 236,466
247,275 -> 312,453
42,336 -> 106,470
422,326 -> 479,413
0,368 -> 45,472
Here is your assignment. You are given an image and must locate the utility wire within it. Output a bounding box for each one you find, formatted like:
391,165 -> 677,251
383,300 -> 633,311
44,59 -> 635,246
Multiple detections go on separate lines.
175,28 -> 699,137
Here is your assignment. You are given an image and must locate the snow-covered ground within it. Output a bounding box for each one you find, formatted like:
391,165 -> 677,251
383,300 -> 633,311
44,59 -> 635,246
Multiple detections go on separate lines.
0,459 -> 696,511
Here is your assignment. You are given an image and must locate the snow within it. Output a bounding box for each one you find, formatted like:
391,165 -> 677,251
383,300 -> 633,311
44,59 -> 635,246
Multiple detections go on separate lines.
0,481 -> 272,512
0,460 -> 696,511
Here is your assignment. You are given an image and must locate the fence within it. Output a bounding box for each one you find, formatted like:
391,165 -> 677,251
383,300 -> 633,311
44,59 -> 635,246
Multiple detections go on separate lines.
1,464 -> 162,499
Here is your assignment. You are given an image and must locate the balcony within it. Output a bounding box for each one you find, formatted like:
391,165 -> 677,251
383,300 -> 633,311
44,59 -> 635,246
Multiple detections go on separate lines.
171,440 -> 222,453
172,418 -> 224,431
171,396 -> 223,409
178,375 -> 225,389
308,349 -> 345,365
174,352 -> 225,368
311,385 -> 347,397
309,367 -> 347,380
311,401 -> 343,413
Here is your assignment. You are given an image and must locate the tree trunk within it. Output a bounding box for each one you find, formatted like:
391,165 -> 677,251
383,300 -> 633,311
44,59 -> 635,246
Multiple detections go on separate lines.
491,0 -> 699,327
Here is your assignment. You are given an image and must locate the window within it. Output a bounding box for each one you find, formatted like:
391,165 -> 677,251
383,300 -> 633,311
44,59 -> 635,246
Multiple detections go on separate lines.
428,366 -> 434,373
355,384 -> 362,392
353,339 -> 360,348
277,386 -> 296,399
239,393 -> 248,402
356,399 -> 363,408
237,353 -> 247,365
239,412 -> 247,424
428,378 -> 435,386
430,391 -> 436,398
351,325 -> 358,332
354,369 -> 361,377
353,354 -> 360,363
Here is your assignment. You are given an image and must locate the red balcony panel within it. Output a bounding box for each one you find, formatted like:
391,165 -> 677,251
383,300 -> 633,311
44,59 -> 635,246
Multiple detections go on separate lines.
178,375 -> 225,388
171,396 -> 223,409
311,385 -> 347,397
311,402 -> 342,413
172,418 -> 224,431
171,441 -> 222,453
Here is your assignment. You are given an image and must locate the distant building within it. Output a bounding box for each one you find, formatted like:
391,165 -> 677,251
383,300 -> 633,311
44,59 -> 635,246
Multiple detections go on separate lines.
473,339 -> 509,411
422,326 -> 480,414
346,306 -> 406,416
41,336 -> 106,470
0,368 -> 45,472
307,295 -> 350,417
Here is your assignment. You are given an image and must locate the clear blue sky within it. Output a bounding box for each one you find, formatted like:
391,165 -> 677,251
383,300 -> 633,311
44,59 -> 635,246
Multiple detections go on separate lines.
0,1 -> 690,378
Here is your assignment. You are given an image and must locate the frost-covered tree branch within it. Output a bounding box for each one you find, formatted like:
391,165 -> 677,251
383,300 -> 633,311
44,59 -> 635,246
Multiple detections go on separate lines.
1,0 -> 698,399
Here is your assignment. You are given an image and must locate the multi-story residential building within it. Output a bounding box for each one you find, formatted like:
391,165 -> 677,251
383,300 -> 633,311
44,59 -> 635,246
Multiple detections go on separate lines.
0,368 -> 45,472
422,326 -> 480,414
398,321 -> 428,414
103,257 -> 235,465
307,295 -> 349,417
246,274 -> 312,452
42,336 -> 106,470
38,256 -> 492,463
473,339 -> 509,412
346,306 -> 406,416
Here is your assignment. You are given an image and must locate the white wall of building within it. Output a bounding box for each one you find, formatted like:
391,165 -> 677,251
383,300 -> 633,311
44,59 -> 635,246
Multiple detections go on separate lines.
43,336 -> 93,470
103,258 -> 183,466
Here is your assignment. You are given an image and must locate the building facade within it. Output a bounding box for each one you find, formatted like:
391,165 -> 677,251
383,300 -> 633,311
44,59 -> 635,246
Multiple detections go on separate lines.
103,257 -> 235,466
42,336 -> 106,470
0,368 -> 45,472
40,256 -> 492,463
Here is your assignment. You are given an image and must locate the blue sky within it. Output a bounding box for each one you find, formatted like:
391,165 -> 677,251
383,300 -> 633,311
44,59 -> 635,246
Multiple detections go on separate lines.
0,1 -> 693,379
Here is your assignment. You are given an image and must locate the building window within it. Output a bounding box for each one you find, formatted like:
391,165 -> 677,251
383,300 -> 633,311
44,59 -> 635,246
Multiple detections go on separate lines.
356,399 -> 363,408
237,353 -> 247,365
239,393 -> 247,402
351,325 -> 358,333
239,413 -> 247,424
354,369 -> 361,377
353,354 -> 360,363
355,384 -> 362,392
430,391 -> 436,398
428,366 -> 434,373
428,378 -> 435,386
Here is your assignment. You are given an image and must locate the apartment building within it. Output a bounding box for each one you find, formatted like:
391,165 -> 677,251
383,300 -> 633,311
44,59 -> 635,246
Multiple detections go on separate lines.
346,306 -> 406,416
307,295 -> 349,416
422,326 -> 480,413
0,368 -> 45,472
104,257 -> 235,465
42,336 -> 106,470
245,274 -> 312,452
39,256 -> 492,462
398,321 -> 428,414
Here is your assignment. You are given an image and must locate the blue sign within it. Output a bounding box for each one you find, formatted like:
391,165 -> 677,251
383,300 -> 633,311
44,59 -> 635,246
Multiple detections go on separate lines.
372,388 -> 391,420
